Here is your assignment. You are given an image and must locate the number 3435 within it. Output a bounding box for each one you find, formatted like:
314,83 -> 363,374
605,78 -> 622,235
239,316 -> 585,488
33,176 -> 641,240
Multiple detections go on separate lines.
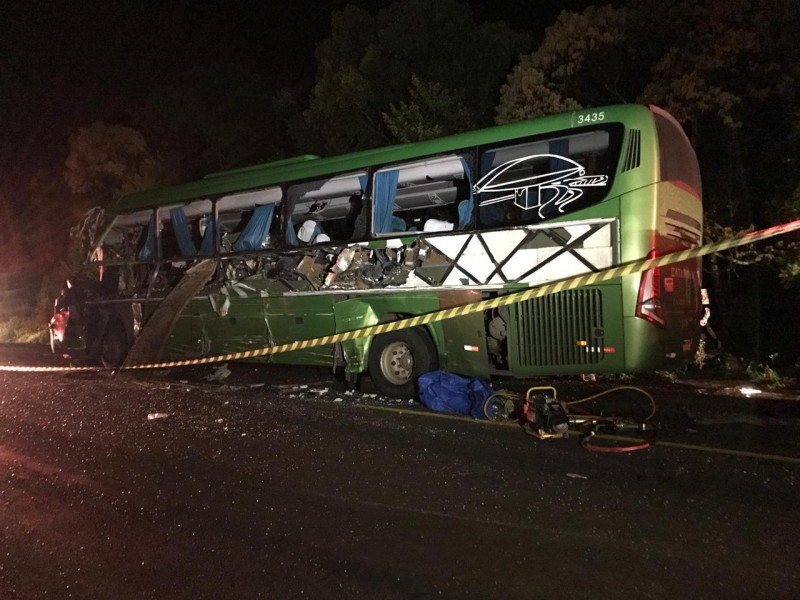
576,111 -> 605,124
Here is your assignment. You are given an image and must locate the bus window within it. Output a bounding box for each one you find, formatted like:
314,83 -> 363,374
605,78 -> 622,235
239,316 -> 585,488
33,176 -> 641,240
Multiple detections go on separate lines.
372,154 -> 473,235
217,187 -> 282,252
287,172 -> 367,245
89,209 -> 157,294
94,209 -> 155,263
158,199 -> 214,259
477,126 -> 620,228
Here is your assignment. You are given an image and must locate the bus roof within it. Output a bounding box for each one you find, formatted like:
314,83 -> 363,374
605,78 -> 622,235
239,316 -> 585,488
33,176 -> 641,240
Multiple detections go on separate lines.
109,104 -> 653,215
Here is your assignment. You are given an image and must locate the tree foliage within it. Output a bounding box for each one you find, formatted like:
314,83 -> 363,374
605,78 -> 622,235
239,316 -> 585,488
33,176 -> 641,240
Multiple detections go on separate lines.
0,168 -> 76,276
306,0 -> 530,153
496,5 -> 626,124
497,0 -> 800,284
383,75 -> 477,143
63,122 -> 166,203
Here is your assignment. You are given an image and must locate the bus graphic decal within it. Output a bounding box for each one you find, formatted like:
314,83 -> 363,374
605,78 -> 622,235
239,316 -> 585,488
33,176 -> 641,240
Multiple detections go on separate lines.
475,154 -> 608,218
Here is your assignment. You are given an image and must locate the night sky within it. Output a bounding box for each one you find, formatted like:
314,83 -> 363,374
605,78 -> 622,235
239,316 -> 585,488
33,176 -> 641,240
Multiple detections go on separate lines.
3,0 -> 595,123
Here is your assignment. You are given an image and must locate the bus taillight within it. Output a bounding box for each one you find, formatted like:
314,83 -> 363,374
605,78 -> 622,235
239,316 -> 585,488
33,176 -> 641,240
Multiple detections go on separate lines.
636,251 -> 665,328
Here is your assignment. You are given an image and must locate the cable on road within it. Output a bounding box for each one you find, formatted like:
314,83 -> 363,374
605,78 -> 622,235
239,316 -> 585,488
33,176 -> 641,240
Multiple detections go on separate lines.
565,386 -> 657,421
566,386 -> 657,453
484,385 -> 658,452
354,400 -> 800,464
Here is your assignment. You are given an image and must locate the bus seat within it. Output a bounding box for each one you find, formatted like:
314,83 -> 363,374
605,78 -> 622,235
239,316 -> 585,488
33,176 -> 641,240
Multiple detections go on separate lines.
423,218 -> 454,232
390,216 -> 407,232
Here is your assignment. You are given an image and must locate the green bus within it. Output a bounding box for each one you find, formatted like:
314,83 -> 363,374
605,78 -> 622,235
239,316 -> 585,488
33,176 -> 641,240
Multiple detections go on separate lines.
51,104 -> 703,397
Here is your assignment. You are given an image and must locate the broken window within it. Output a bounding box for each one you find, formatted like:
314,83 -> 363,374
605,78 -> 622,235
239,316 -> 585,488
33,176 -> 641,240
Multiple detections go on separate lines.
372,153 -> 474,236
476,126 -> 622,228
158,199 -> 214,259
286,172 -> 367,246
87,209 -> 158,294
217,187 -> 283,253
94,209 -> 156,263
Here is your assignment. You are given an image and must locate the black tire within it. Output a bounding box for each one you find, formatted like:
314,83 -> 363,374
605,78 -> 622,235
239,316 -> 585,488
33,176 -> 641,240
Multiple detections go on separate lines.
368,327 -> 437,398
99,321 -> 129,368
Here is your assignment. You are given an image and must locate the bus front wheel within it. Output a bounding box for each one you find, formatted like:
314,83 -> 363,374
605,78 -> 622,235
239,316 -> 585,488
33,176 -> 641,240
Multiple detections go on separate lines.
368,328 -> 437,398
100,321 -> 130,369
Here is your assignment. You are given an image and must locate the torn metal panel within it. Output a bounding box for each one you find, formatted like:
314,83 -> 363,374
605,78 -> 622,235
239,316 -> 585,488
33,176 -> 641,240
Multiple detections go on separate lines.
217,218 -> 618,299
68,205 -> 619,377
331,292 -> 444,374
123,259 -> 218,366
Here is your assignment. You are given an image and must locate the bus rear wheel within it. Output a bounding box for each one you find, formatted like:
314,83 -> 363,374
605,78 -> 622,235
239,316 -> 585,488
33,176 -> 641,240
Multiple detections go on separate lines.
368,328 -> 437,398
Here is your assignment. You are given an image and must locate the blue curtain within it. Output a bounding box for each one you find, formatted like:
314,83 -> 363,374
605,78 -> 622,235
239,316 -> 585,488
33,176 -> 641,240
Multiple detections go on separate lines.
479,151 -> 496,177
199,215 -> 217,256
373,170 -> 399,233
357,174 -> 367,193
286,216 -> 299,246
458,158 -> 474,229
169,207 -> 197,257
549,138 -> 571,174
137,213 -> 158,261
233,204 -> 275,251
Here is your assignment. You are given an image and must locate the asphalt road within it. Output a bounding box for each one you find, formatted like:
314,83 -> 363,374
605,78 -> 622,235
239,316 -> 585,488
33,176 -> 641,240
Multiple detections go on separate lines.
1,344 -> 799,599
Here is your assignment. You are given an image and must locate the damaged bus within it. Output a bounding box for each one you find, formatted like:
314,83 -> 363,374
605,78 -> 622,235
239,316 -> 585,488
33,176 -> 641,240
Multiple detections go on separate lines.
50,104 -> 703,397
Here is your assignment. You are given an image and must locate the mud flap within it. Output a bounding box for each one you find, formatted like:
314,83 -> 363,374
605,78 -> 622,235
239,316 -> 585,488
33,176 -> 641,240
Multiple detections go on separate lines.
123,260 -> 218,367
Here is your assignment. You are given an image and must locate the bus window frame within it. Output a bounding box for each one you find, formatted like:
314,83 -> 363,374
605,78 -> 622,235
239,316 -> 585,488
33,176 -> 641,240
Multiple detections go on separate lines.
285,171 -> 369,246
216,186 -> 284,254
370,151 -> 476,238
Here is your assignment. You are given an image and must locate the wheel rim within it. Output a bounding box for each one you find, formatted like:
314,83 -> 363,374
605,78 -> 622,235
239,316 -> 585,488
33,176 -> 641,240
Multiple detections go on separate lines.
379,341 -> 414,385
102,329 -> 127,367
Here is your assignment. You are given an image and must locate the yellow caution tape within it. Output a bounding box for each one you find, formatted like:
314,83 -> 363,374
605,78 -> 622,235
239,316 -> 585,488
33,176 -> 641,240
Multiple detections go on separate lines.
2,218 -> 799,373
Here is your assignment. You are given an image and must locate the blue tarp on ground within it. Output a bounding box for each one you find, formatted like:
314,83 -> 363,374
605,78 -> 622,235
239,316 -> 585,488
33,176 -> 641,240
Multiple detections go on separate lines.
418,371 -> 493,420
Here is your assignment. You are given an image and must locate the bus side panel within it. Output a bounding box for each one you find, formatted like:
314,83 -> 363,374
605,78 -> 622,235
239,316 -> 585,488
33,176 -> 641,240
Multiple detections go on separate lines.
204,297 -> 269,357
267,295 -> 336,366
163,310 -> 206,358
506,283 -> 625,376
622,314 -> 691,371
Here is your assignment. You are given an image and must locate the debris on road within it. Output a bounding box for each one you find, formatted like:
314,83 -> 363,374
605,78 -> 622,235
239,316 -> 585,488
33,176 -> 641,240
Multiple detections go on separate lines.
739,386 -> 763,397
147,412 -> 170,420
132,380 -> 172,390
205,364 -> 232,383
